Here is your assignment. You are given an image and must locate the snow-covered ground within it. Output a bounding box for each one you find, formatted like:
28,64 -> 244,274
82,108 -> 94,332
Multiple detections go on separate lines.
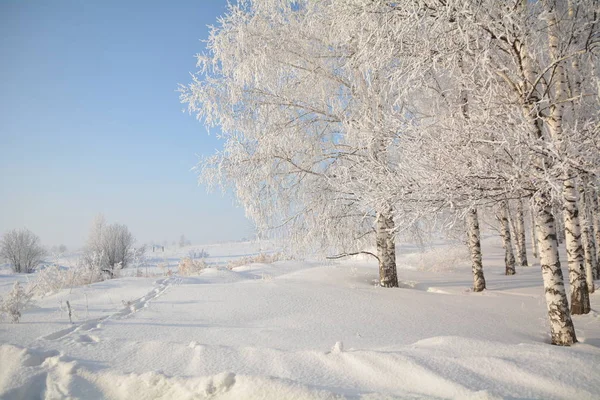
1,237 -> 599,399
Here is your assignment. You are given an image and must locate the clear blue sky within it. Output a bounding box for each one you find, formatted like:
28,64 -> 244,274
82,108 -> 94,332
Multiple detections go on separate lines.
0,0 -> 253,249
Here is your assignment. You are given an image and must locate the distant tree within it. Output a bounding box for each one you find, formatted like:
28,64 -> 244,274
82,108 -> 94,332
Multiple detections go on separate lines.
0,228 -> 46,273
51,244 -> 68,255
83,215 -> 135,278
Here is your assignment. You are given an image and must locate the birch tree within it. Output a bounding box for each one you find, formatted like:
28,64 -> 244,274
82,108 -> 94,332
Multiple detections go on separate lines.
497,202 -> 517,275
426,0 -> 599,344
543,1 -> 590,315
590,184 -> 600,278
514,200 -> 529,266
467,209 -> 486,291
529,206 -> 539,260
182,0 -> 414,287
182,0 -> 600,345
579,177 -> 596,293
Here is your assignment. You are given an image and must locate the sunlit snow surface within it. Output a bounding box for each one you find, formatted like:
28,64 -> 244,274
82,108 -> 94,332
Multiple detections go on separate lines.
1,237 -> 599,399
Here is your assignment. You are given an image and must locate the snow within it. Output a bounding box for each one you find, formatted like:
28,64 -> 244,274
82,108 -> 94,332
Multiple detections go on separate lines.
1,238 -> 599,399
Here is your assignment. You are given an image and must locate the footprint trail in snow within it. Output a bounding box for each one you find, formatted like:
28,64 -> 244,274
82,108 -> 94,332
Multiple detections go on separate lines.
39,277 -> 176,345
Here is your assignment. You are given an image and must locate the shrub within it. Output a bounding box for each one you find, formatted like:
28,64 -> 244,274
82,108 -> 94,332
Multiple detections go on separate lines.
0,282 -> 34,323
178,257 -> 207,276
0,228 -> 47,273
34,255 -> 106,297
226,252 -> 286,269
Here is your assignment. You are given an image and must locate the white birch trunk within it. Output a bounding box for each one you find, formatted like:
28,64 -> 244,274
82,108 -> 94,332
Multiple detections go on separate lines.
555,208 -> 565,245
534,194 -> 577,345
579,179 -> 597,293
516,2 -> 576,345
514,199 -> 528,266
562,180 -> 591,314
376,208 -> 398,288
466,208 -> 486,292
544,2 -> 589,315
529,205 -> 539,259
568,2 -> 595,290
590,185 -> 600,279
498,201 -> 516,275
581,219 -> 596,294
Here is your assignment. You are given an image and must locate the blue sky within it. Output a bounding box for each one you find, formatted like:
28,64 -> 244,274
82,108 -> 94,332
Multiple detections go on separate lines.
0,0 -> 253,248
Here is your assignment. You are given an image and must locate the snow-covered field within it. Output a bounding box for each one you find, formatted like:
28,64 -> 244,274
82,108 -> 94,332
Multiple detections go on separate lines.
1,237 -> 599,399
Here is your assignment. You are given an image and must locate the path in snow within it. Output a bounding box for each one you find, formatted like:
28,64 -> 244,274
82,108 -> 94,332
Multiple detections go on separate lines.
37,277 -> 176,347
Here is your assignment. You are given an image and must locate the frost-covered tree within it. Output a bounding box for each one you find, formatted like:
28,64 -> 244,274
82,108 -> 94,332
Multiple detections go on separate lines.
182,0 -> 600,345
447,0 -> 600,341
83,215 -> 135,278
356,0 -> 598,343
181,0 -> 409,287
0,228 -> 46,273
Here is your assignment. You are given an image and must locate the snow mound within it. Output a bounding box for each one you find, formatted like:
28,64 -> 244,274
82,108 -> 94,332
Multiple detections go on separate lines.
0,344 -> 343,400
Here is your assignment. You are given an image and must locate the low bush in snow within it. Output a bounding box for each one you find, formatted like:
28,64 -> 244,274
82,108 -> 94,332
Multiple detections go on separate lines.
0,282 -> 34,323
178,257 -> 207,276
34,255 -> 106,297
226,252 -> 286,270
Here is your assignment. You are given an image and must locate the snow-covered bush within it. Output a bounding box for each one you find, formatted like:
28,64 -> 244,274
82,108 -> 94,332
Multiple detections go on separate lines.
83,215 -> 135,278
131,245 -> 148,277
178,257 -> 207,276
34,264 -> 69,295
0,228 -> 47,273
0,282 -> 34,323
34,256 -> 105,297
158,262 -> 172,276
226,252 -> 286,270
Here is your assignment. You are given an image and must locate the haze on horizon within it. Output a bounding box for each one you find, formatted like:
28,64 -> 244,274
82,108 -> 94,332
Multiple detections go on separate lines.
0,0 -> 253,249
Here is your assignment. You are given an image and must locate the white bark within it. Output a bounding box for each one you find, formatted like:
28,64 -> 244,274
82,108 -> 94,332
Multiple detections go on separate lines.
529,205 -> 539,260
562,180 -> 590,314
579,179 -> 597,293
515,7 -> 576,343
590,186 -> 600,279
466,208 -> 485,292
555,209 -> 565,245
498,202 -> 516,275
534,194 -> 577,346
581,217 -> 596,294
544,3 -> 590,315
376,208 -> 398,288
514,199 -> 528,266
